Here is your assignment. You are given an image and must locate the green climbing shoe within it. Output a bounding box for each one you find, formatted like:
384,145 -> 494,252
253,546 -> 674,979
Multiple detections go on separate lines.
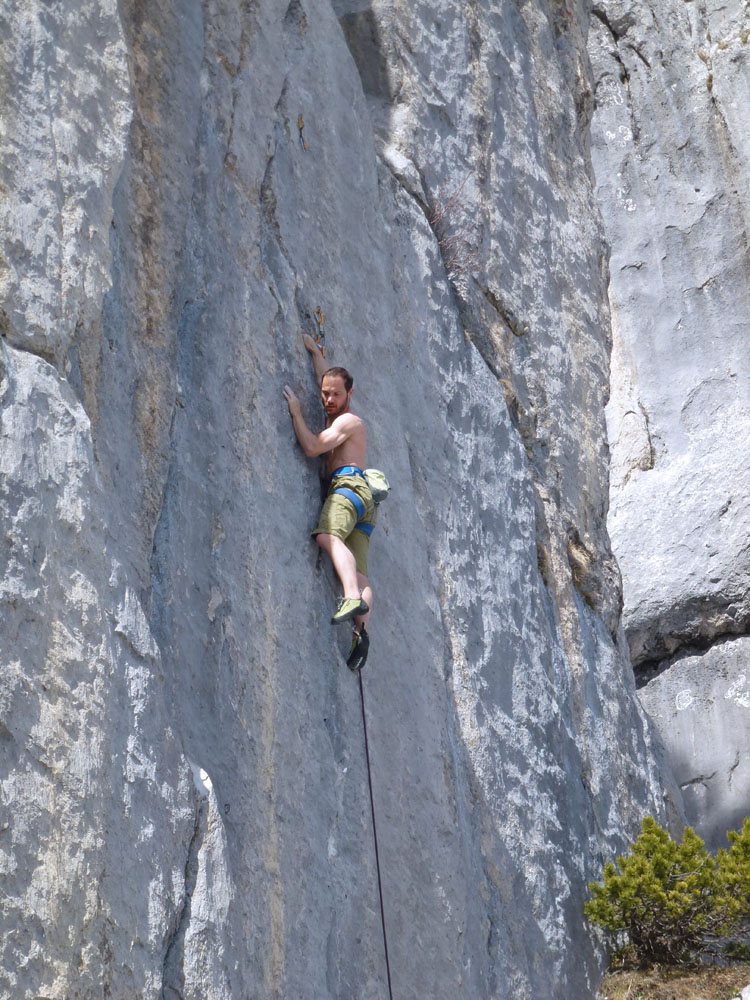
331,597 -> 369,625
346,624 -> 370,672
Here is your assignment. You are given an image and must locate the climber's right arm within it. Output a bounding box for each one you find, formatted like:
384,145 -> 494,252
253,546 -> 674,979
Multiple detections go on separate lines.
303,334 -> 328,387
283,386 -> 357,458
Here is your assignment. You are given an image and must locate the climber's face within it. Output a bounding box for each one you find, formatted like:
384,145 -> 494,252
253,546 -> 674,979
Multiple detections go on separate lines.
321,375 -> 352,419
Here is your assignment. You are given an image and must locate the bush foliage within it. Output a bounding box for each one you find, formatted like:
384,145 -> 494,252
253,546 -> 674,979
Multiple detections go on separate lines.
585,817 -> 750,966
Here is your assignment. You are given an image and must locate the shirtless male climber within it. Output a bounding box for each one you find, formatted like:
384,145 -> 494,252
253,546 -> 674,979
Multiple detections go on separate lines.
283,335 -> 376,670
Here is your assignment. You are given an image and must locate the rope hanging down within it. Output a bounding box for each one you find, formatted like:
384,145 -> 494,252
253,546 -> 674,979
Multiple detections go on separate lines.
358,672 -> 394,1000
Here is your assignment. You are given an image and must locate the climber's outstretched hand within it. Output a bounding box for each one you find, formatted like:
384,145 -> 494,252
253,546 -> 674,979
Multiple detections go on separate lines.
283,385 -> 301,417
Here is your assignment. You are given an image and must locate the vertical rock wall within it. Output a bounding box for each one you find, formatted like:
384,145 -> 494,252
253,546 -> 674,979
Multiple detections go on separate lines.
1,1 -> 669,997
589,0 -> 750,847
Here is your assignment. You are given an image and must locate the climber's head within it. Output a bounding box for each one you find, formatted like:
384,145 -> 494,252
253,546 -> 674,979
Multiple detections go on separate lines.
321,368 -> 353,418
323,366 -> 353,392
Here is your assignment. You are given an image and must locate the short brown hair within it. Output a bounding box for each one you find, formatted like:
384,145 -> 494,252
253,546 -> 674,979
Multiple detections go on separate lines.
322,366 -> 353,392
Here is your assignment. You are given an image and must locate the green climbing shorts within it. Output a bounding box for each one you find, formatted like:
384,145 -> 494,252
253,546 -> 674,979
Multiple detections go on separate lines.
312,473 -> 377,577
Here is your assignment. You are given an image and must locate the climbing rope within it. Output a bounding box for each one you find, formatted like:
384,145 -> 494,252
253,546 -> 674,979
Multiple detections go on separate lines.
358,672 -> 394,1000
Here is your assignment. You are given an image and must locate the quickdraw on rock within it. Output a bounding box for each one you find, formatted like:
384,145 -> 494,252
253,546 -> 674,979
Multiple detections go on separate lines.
313,307 -> 325,357
298,115 -> 308,151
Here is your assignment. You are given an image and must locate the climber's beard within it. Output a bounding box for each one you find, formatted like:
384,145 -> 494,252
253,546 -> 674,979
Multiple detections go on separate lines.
324,399 -> 350,420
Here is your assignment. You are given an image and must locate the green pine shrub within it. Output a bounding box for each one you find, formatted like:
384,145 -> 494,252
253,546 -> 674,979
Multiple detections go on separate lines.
585,817 -> 750,967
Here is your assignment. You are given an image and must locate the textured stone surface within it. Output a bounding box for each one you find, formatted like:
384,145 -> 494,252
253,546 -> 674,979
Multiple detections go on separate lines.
638,638 -> 750,850
589,0 -> 750,848
0,0 -> 131,362
589,0 -> 750,667
0,346 -> 196,998
0,2 -> 672,998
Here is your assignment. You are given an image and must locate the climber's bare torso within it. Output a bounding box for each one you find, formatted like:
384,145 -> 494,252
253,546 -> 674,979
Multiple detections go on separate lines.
320,380 -> 366,476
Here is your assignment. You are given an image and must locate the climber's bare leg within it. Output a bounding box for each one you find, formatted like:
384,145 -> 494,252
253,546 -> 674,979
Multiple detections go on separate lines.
315,533 -> 360,600
355,573 -> 372,631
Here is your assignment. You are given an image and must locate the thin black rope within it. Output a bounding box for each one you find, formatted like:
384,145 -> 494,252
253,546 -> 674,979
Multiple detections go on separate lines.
358,671 -> 394,1000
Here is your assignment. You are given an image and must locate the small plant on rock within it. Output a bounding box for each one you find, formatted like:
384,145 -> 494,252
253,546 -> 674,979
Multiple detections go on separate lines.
586,817 -> 750,967
427,169 -> 481,286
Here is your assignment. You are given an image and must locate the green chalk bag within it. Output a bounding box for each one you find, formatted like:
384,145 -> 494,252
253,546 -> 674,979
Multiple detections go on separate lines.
364,469 -> 391,504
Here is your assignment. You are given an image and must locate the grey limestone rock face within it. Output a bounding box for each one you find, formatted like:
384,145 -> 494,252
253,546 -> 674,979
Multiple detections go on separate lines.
0,1 -> 672,997
0,345 -> 198,998
637,638 -> 750,849
0,0 -> 131,362
589,0 -> 750,847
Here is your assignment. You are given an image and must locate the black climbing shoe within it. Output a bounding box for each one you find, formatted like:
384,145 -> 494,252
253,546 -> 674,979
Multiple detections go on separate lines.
346,624 -> 369,672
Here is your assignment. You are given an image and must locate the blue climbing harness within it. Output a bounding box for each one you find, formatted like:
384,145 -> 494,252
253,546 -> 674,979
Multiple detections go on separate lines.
331,466 -> 365,479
